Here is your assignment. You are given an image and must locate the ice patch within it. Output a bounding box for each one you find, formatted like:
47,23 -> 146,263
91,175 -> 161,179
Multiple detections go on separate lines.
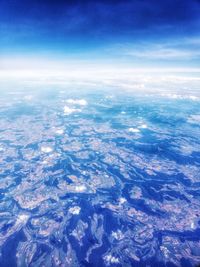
66,99 -> 87,106
41,146 -> 53,153
128,128 -> 140,133
63,106 -> 81,115
69,206 -> 81,215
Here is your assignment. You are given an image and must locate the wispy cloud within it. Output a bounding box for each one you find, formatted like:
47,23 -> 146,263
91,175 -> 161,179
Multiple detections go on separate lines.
124,47 -> 200,60
112,37 -> 200,61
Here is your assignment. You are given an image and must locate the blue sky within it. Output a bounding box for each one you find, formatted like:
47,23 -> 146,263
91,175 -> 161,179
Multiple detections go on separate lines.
0,0 -> 200,68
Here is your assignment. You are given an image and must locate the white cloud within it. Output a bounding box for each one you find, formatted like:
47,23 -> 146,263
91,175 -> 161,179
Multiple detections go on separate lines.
112,37 -> 200,60
126,47 -> 200,59
122,43 -> 200,60
0,55 -> 199,99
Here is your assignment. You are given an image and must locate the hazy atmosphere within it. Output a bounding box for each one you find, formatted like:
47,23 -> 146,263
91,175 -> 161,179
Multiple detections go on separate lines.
0,1 -> 200,267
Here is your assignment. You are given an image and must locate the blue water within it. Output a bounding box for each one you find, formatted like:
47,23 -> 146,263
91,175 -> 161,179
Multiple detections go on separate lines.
0,85 -> 200,267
